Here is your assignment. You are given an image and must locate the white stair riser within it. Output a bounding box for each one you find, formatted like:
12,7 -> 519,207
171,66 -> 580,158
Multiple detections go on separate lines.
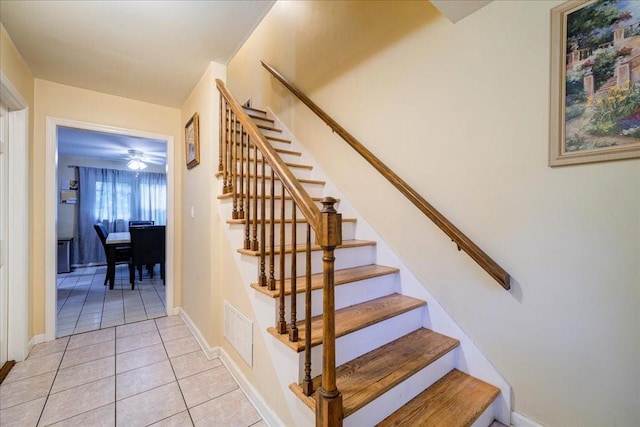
242,244 -> 377,281
297,308 -> 426,382
220,198 -> 342,222
228,220 -> 356,247
344,351 -> 457,427
229,178 -> 326,200
279,273 -> 399,321
471,401 -> 497,427
232,161 -> 313,180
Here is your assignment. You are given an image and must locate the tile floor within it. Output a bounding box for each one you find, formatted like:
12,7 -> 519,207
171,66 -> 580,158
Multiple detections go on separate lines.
0,315 -> 266,426
57,265 -> 167,337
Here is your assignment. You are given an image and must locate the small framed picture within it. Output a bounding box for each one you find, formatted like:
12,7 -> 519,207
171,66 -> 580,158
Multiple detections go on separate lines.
550,0 -> 640,166
185,112 -> 200,169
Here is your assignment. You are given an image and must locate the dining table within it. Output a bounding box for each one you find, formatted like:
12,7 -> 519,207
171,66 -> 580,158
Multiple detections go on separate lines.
105,232 -> 130,289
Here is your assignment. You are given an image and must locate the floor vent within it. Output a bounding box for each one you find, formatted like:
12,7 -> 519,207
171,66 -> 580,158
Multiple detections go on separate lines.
223,301 -> 253,367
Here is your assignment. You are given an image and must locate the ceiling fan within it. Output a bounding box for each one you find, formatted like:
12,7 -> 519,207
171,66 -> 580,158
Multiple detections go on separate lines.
126,149 -> 152,170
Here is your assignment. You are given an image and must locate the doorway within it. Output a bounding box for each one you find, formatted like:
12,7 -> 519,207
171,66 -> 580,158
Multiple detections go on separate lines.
45,117 -> 176,341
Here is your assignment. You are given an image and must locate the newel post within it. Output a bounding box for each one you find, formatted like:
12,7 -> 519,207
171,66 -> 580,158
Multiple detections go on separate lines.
316,197 -> 343,427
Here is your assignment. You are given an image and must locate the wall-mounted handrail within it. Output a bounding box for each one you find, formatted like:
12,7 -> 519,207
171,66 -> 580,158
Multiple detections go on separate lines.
260,61 -> 511,290
216,79 -> 322,234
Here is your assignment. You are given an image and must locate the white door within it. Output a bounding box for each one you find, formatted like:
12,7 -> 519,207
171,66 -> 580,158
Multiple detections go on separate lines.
0,103 -> 9,367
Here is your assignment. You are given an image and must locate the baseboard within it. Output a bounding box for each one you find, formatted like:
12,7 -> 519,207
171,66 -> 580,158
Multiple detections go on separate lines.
177,308 -> 220,359
511,411 -> 544,427
219,347 -> 284,427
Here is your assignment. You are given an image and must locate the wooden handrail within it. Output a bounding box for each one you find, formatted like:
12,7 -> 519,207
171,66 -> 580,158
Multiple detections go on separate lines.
261,61 -> 511,290
216,79 -> 322,234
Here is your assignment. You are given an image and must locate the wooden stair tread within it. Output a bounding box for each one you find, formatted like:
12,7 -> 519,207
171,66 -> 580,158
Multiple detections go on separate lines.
290,328 -> 459,417
215,172 -> 323,185
239,239 -> 374,257
251,264 -> 399,298
376,369 -> 500,427
247,114 -> 274,124
268,293 -> 426,352
265,135 -> 291,143
224,140 -> 302,157
257,123 -> 282,133
242,106 -> 267,115
228,217 -> 356,225
233,159 -> 313,170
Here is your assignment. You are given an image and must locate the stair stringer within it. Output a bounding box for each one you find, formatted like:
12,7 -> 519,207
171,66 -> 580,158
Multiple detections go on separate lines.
263,107 -> 513,425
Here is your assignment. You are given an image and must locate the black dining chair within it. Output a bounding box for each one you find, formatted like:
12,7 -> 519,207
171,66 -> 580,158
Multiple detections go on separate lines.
94,222 -> 132,287
129,225 -> 165,290
128,220 -> 154,228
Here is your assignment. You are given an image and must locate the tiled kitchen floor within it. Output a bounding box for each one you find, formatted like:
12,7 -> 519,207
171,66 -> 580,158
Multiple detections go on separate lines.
57,265 -> 167,337
0,316 -> 266,426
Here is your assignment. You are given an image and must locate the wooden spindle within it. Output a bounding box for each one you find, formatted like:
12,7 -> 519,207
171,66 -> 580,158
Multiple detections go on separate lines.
259,155 -> 267,286
268,168 -> 276,291
277,181 -> 287,334
238,122 -> 245,220
218,95 -> 223,172
244,135 -> 251,250
231,111 -> 239,219
302,223 -> 313,395
223,103 -> 230,193
252,144 -> 259,251
289,200 -> 298,342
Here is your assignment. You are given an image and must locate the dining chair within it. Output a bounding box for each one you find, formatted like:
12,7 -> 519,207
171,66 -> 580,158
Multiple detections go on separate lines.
129,225 -> 165,290
94,222 -> 132,286
128,221 -> 155,277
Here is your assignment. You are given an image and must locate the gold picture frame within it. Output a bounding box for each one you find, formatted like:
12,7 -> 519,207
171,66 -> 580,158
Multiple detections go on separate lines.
185,112 -> 200,169
550,0 -> 640,166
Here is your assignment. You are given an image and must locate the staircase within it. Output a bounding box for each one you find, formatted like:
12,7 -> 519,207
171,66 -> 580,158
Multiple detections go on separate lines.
216,82 -> 508,426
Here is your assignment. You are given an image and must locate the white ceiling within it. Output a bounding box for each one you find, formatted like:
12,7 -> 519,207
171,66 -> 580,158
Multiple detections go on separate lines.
0,0 -> 274,108
0,0 -> 274,163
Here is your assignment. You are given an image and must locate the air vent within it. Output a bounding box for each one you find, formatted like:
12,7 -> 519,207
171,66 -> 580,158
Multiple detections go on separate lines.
223,301 -> 253,367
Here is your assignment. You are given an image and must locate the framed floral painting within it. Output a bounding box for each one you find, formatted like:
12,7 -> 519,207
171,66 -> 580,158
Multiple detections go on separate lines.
550,0 -> 640,166
185,112 -> 200,169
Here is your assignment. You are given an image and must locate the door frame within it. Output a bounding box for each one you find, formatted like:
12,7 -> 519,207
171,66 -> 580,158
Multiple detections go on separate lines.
0,72 -> 29,361
45,117 -> 176,341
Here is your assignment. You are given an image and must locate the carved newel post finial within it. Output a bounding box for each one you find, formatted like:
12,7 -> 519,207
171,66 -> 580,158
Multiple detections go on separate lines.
321,197 -> 337,214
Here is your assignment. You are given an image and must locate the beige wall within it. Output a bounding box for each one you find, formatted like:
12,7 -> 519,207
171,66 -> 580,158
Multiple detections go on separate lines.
33,79 -> 182,335
228,1 -> 640,425
1,24 -> 35,336
180,62 -> 294,424
180,62 -> 224,344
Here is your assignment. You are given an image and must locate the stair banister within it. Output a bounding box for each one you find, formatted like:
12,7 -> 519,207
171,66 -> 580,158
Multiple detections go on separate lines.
216,79 -> 344,426
260,61 -> 511,290
216,79 -> 322,230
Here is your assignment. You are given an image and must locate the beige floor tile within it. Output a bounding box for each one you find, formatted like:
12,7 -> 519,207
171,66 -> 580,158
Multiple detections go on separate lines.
163,335 -> 200,358
116,342 -> 168,374
116,319 -> 157,338
67,328 -> 115,350
51,356 -> 114,393
155,315 -> 184,330
149,410 -> 193,426
159,324 -> 191,342
0,372 -> 56,409
48,403 -> 114,426
170,351 -> 222,380
179,365 -> 238,408
116,329 -> 161,354
40,377 -> 115,426
0,396 -> 46,427
116,360 -> 175,401
250,421 -> 268,427
3,352 -> 63,383
116,382 -> 186,427
190,389 -> 261,426
60,340 -> 115,369
28,337 -> 69,360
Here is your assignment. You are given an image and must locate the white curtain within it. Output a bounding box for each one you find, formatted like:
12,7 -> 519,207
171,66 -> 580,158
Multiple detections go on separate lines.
75,167 -> 167,265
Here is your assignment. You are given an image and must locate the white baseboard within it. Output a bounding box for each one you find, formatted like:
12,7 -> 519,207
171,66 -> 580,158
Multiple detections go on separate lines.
177,308 -> 219,359
219,347 -> 284,427
511,411 -> 544,427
